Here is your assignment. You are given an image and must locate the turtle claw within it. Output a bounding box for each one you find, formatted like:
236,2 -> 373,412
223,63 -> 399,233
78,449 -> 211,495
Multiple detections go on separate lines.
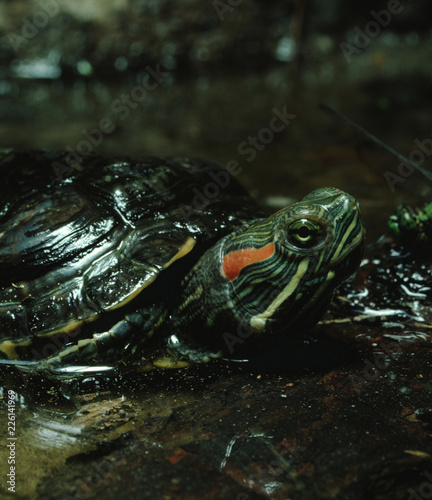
166,334 -> 223,364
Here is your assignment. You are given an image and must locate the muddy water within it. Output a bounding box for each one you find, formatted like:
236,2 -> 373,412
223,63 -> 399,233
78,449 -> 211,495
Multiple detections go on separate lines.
0,371 -> 213,498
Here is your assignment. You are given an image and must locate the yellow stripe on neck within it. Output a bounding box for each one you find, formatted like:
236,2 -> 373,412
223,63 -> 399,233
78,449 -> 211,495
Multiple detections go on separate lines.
250,258 -> 310,332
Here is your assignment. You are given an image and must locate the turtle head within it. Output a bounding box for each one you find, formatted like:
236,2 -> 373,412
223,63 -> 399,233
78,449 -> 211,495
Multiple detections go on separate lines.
217,187 -> 365,347
172,187 -> 364,360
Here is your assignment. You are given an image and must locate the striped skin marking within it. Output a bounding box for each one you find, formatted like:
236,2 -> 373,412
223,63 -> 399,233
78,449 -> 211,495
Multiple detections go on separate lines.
49,308 -> 168,365
330,213 -> 360,262
312,203 -> 361,273
249,258 -> 310,332
178,285 -> 203,313
222,243 -> 275,282
284,269 -> 336,327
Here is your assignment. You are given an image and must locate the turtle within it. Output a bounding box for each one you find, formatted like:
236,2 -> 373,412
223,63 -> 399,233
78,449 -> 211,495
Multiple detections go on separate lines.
0,149 -> 365,378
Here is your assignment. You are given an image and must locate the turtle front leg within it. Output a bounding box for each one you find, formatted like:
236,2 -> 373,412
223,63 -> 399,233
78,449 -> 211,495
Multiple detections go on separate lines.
39,303 -> 169,373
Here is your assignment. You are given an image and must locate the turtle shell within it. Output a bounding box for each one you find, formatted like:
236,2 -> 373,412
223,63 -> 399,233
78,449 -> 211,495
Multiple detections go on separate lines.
0,149 -> 262,362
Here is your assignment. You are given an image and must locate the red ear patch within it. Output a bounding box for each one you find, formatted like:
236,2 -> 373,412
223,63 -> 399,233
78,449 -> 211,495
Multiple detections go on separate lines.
222,243 -> 275,282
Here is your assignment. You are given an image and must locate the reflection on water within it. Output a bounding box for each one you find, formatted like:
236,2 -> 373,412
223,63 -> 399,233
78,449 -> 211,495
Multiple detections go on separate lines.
29,418 -> 83,449
0,373 -> 207,498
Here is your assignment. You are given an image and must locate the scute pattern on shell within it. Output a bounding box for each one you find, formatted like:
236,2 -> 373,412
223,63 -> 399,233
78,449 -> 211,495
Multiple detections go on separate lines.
0,150 -> 261,353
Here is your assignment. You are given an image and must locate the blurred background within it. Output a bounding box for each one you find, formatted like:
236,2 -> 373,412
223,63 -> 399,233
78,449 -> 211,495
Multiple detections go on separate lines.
1,0 -> 432,241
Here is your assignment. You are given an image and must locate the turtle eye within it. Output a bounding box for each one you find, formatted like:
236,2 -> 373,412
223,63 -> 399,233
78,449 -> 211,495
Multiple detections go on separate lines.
286,219 -> 325,248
